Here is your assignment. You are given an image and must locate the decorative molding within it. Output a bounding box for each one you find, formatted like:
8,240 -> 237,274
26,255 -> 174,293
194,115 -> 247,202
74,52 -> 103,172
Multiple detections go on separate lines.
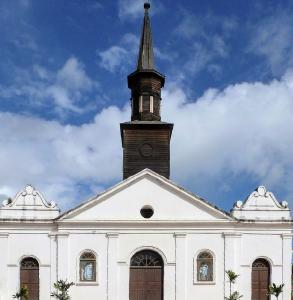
55,232 -> 70,237
174,232 -> 187,238
281,233 -> 293,239
2,185 -> 57,209
106,232 -> 119,238
231,186 -> 291,221
222,232 -> 242,238
233,186 -> 286,211
193,281 -> 216,285
0,233 -> 9,238
75,282 -> 99,286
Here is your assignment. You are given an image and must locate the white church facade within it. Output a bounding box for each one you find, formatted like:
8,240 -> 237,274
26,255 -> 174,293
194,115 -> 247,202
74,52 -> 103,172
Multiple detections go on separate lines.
0,3 -> 292,300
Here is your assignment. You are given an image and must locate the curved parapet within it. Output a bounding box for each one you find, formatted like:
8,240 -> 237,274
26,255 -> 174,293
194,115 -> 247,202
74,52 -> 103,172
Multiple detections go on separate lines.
231,186 -> 291,221
0,185 -> 60,220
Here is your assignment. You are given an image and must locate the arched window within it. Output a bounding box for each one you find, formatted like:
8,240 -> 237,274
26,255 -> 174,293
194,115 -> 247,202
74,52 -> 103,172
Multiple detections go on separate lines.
79,251 -> 96,282
197,251 -> 214,282
20,257 -> 39,300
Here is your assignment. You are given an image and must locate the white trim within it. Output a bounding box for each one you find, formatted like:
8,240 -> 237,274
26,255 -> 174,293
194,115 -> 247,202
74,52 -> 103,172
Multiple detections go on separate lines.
58,169 -> 233,221
18,254 -> 41,266
250,256 -> 274,268
127,245 -> 168,266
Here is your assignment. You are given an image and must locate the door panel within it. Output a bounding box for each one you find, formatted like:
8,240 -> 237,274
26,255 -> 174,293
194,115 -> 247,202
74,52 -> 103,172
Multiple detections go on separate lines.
130,268 -> 163,300
129,250 -> 164,300
252,259 -> 270,300
20,257 -> 39,300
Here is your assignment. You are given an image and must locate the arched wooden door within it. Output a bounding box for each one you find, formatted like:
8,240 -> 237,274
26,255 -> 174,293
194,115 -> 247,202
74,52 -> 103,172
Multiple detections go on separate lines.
129,250 -> 163,300
20,257 -> 39,300
252,258 -> 270,300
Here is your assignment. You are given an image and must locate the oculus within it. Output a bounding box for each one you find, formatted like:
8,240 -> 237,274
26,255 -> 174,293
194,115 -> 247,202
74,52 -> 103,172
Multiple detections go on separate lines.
139,143 -> 153,157
140,206 -> 154,219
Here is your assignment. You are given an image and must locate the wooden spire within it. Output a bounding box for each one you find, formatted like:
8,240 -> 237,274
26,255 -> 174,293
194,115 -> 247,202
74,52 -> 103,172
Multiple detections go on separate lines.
137,3 -> 155,70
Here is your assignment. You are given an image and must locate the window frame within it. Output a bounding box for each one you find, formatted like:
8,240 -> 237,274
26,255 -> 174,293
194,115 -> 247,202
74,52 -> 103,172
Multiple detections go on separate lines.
76,250 -> 98,286
193,250 -> 216,285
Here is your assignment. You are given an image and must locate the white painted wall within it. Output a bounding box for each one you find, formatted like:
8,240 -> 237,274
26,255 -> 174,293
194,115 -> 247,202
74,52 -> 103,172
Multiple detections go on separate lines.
0,172 -> 291,300
0,227 -> 291,300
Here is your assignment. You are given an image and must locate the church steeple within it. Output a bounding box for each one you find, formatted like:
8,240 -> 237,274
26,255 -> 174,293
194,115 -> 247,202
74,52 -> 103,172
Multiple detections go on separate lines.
127,2 -> 165,122
121,3 -> 173,180
137,3 -> 155,70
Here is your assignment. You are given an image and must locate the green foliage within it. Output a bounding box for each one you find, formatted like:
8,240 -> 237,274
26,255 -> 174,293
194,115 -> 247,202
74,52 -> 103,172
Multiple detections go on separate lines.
225,270 -> 243,300
268,283 -> 284,299
226,270 -> 239,284
12,285 -> 29,299
51,279 -> 75,300
225,291 -> 243,300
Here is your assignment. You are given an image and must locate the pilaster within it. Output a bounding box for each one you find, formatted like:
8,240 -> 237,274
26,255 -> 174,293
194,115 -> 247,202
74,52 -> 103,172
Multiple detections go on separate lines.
0,233 -> 9,300
174,233 -> 187,300
223,232 -> 242,296
107,233 -> 119,300
281,233 -> 292,300
48,233 -> 58,291
56,233 -> 69,280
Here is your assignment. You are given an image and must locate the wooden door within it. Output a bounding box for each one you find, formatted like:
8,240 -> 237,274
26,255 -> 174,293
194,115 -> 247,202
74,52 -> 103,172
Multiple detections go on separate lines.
20,257 -> 39,300
129,250 -> 163,300
252,259 -> 270,300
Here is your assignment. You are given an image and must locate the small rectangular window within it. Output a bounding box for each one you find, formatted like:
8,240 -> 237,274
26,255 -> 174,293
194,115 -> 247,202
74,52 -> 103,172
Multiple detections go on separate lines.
143,96 -> 150,112
150,96 -> 154,113
139,96 -> 143,112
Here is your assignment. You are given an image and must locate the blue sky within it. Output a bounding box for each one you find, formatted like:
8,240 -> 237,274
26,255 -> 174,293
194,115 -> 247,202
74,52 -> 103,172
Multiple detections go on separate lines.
1,0 -> 293,212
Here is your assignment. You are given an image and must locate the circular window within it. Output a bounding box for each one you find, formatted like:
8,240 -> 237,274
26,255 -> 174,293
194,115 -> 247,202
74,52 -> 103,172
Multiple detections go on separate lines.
140,206 -> 154,219
139,143 -> 153,157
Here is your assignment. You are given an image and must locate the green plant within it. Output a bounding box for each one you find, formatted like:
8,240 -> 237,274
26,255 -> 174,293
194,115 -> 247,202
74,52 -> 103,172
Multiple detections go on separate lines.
268,283 -> 284,299
225,270 -> 243,300
51,279 -> 74,300
225,291 -> 243,300
12,285 -> 29,300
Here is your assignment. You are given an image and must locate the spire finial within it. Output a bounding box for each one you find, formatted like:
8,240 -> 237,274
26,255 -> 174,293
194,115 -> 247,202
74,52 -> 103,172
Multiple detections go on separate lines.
144,2 -> 151,12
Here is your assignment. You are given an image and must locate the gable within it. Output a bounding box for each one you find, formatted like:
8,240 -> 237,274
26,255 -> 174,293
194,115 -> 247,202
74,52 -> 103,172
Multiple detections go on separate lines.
60,170 -> 231,222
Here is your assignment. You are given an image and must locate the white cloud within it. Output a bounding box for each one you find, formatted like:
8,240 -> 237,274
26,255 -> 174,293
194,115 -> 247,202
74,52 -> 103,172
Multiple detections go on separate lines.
164,70 -> 293,202
0,57 -> 99,114
57,57 -> 94,91
1,70 -> 293,210
99,46 -> 129,73
174,11 -> 234,77
248,11 -> 293,76
0,105 -> 129,210
98,33 -> 139,73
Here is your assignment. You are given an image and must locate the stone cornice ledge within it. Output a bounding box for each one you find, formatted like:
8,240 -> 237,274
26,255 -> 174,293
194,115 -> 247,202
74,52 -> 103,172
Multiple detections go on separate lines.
281,233 -> 293,239
106,232 -> 119,238
0,232 -> 9,238
222,232 -> 242,238
48,232 -> 70,237
174,232 -> 187,238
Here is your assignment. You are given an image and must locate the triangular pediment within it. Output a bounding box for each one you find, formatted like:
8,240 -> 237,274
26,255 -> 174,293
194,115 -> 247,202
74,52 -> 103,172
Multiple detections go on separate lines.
59,169 -> 232,222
